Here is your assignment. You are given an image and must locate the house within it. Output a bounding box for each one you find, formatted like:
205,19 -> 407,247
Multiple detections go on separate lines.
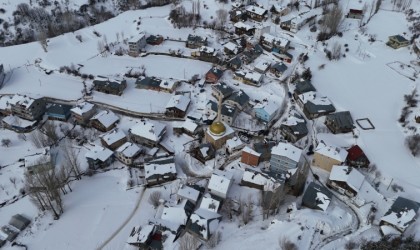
71,102 -> 96,125
165,95 -> 191,118
160,200 -> 193,232
93,76 -> 127,96
241,44 -> 264,64
225,90 -> 250,110
280,113 -> 308,143
301,182 -> 332,212
242,71 -> 263,86
10,95 -> 45,121
90,110 -> 119,132
173,119 -> 200,137
0,226 -> 18,242
270,62 -> 288,77
8,214 -> 31,231
136,76 -> 179,93
254,60 -> 271,74
380,197 -> 420,236
146,35 -> 164,45
115,142 -> 142,166
293,80 -> 316,99
127,224 -> 163,249
347,1 -> 364,19
273,51 -> 294,63
325,111 -> 355,134
327,165 -> 365,197
387,35 -> 410,49
205,121 -> 235,149
245,5 -> 267,22
99,129 -> 127,150
204,100 -> 219,122
129,120 -> 166,147
234,22 -> 255,36
46,103 -> 72,121
298,91 -> 336,119
191,143 -> 216,164
186,34 -> 207,49
205,67 -> 224,84
346,145 -> 370,168
227,56 -> 243,70
230,9 -> 247,22
224,41 -> 242,55
313,142 -> 348,172
260,33 -> 290,53
194,46 -> 219,63
85,144 -> 114,170
177,185 -> 201,205
128,33 -> 147,56
271,4 -> 290,17
226,137 -> 245,154
415,111 -> 420,123
241,146 -> 261,166
144,157 -> 177,186
212,82 -> 233,101
241,168 -> 281,191
187,209 -> 222,241
254,100 -> 279,124
2,115 -> 37,133
207,170 -> 233,199
253,141 -> 276,162
0,95 -> 24,116
205,101 -> 238,126
24,147 -> 53,175
199,193 -> 221,213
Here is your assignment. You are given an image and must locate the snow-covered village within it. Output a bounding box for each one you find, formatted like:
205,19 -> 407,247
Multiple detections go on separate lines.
0,0 -> 419,249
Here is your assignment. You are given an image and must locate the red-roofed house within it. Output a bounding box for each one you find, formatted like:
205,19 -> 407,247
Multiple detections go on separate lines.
346,145 -> 370,168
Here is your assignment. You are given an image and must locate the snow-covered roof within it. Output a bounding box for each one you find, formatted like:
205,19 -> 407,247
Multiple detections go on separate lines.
128,33 -> 146,43
242,146 -> 261,157
283,114 -> 305,126
70,102 -> 94,116
90,110 -> 119,128
165,95 -> 190,112
298,91 -> 333,107
85,144 -> 113,162
315,142 -> 348,162
159,79 -> 178,91
208,170 -> 233,197
161,205 -> 188,227
100,129 -> 126,146
254,60 -> 271,72
2,115 -> 37,128
199,194 -> 221,213
254,100 -> 279,116
127,224 -> 154,245
144,162 -> 176,179
130,120 -> 166,143
189,209 -> 221,240
182,119 -> 198,133
245,71 -> 263,83
116,142 -> 142,158
234,22 -> 254,31
380,197 -> 420,234
24,147 -> 50,167
262,33 -> 289,48
329,166 -> 365,193
0,95 -> 25,111
13,94 -> 39,108
226,137 -> 244,150
224,42 -> 240,54
177,185 -> 200,202
242,168 -> 281,191
246,5 -> 267,16
302,182 -> 332,212
271,142 -> 302,163
199,46 -> 216,54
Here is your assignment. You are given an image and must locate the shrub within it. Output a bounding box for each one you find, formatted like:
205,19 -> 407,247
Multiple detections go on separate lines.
406,134 -> 420,156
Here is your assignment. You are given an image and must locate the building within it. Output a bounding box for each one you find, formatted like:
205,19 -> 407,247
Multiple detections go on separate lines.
227,56 -> 243,70
128,33 -> 147,56
243,71 -> 263,86
241,146 -> 261,166
177,185 -> 201,205
325,111 -> 355,134
415,111 -> 420,123
165,95 -> 191,118
2,115 -> 37,133
254,60 -> 271,74
93,76 -> 127,96
146,35 -> 164,45
225,90 -> 250,110
293,79 -> 316,98
346,145 -> 370,168
24,147 -> 53,175
99,129 -> 127,150
245,5 -> 267,22
10,95 -> 45,121
254,100 -> 279,124
8,214 -> 31,231
205,101 -> 238,126
313,142 -> 348,172
327,165 -> 365,198
1,226 -> 18,242
212,82 -> 233,101
254,141 -> 276,162
234,22 -> 255,36
260,33 -> 290,53
224,41 -> 242,55
270,142 -> 303,174
273,51 -> 293,63
0,95 -> 24,116
199,193 -> 221,213
71,102 -> 96,125
115,142 -> 142,166
173,119 -> 200,137
129,120 -> 166,147
90,110 -> 119,132
241,168 -> 280,190
387,35 -> 409,49
347,5 -> 364,19
193,46 -> 219,63
205,121 -> 235,149
85,144 -> 114,170
144,157 -> 177,186
207,170 -> 233,199
270,62 -> 288,77
127,224 -> 162,249
380,197 -> 420,236
46,103 -> 72,121
186,34 -> 207,49
136,76 -> 179,93
0,64 -> 5,87
205,67 -> 224,84
187,209 -> 222,241
280,113 -> 308,143
191,143 -> 215,164
226,137 -> 245,154
301,182 -> 332,212
297,91 -> 336,119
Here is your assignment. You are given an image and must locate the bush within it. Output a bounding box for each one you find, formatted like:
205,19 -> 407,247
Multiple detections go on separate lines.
279,237 -> 298,250
406,134 -> 420,156
148,191 -> 162,208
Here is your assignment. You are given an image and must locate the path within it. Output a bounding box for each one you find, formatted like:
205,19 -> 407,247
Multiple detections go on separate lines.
96,186 -> 145,250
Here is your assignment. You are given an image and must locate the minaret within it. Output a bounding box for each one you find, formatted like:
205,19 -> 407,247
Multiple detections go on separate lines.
217,94 -> 223,122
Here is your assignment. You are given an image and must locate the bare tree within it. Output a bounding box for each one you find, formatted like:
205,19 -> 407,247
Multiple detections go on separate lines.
178,233 -> 201,250
216,9 -> 228,28
279,237 -> 298,250
331,42 -> 342,60
1,138 -> 11,147
41,121 -> 59,145
38,30 -> 48,52
62,141 -> 82,180
148,191 -> 162,208
321,5 -> 343,35
406,134 -> 420,156
241,197 -> 253,225
206,231 -> 221,248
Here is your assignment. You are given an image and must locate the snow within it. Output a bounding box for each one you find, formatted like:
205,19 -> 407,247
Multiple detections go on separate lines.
177,185 -> 200,203
246,5 -> 267,16
90,110 -> 119,128
199,194 -> 221,213
298,91 -> 333,106
2,115 -> 37,128
242,146 -> 261,157
85,144 -> 113,162
144,162 -> 176,178
224,42 -> 240,54
127,224 -> 153,245
206,122 -> 235,140
116,142 -> 141,158
208,170 -> 233,198
381,209 -> 417,233
315,142 -> 348,162
24,147 -> 50,167
100,129 -> 126,146
182,119 -> 198,133
271,142 -> 302,163
241,169 -> 281,192
254,100 -> 279,116
129,120 -> 166,143
226,137 -> 244,151
329,166 -> 365,193
316,192 -> 331,212
165,95 -> 190,112
161,204 -> 188,227
70,102 -> 95,116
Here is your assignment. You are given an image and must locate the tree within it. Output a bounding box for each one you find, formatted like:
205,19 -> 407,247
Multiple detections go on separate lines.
148,191 -> 162,208
279,237 -> 298,250
216,9 -> 228,28
38,30 -> 48,52
406,134 -> 420,156
302,68 -> 312,80
321,5 -> 343,35
178,233 -> 201,250
41,121 -> 59,145
331,42 -> 342,60
1,138 -> 11,147
62,141 -> 82,180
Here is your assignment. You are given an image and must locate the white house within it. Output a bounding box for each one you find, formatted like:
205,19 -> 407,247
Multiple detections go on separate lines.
207,170 -> 234,199
327,165 -> 365,197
